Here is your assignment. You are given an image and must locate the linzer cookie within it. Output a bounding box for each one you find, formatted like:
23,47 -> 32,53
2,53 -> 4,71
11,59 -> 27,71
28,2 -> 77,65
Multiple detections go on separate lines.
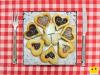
58,40 -> 75,58
24,22 -> 41,39
53,14 -> 69,30
61,25 -> 75,42
40,45 -> 58,65
34,13 -> 51,29
26,39 -> 44,56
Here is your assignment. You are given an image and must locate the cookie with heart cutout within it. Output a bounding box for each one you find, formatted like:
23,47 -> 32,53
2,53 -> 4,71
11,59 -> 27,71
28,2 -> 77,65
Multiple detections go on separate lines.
40,45 -> 58,65
61,25 -> 75,42
34,13 -> 51,29
53,14 -> 69,30
24,22 -> 41,40
58,39 -> 75,58
26,39 -> 44,56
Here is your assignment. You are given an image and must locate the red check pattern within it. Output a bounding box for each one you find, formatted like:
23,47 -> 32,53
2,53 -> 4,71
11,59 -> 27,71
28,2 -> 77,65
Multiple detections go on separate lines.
0,0 -> 100,75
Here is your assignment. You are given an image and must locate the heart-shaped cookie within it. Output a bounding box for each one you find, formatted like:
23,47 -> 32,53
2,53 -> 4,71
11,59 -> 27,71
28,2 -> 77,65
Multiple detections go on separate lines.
61,25 -> 75,42
34,13 -> 51,29
26,39 -> 44,56
24,22 -> 41,39
58,40 -> 75,58
53,14 -> 69,30
40,45 -> 58,65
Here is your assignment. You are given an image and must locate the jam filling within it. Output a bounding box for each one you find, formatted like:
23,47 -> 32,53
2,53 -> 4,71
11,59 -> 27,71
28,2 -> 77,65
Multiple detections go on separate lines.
26,24 -> 38,37
32,43 -> 40,50
63,27 -> 74,40
45,52 -> 55,59
29,24 -> 36,30
38,15 -> 49,25
55,16 -> 68,26
63,45 -> 70,53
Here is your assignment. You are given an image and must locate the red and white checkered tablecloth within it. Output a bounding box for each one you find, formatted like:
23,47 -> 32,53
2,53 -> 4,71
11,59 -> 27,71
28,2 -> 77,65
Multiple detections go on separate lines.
0,0 -> 100,75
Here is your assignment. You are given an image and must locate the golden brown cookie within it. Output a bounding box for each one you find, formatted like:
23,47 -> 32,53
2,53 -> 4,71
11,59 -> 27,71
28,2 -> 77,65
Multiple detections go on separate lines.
40,45 -> 58,65
24,22 -> 41,40
53,14 -> 69,30
58,40 -> 75,58
34,13 -> 51,29
61,25 -> 75,42
26,39 -> 44,56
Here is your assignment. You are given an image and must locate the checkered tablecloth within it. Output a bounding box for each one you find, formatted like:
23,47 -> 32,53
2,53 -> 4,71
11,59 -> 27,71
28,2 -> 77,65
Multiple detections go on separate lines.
0,0 -> 100,75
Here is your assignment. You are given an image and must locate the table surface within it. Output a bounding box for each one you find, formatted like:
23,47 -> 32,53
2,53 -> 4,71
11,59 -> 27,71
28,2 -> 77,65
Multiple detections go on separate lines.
0,0 -> 100,75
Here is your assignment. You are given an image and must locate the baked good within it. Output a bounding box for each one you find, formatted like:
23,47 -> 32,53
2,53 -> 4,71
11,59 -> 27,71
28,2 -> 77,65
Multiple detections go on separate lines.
61,25 -> 75,42
34,13 -> 51,29
40,45 -> 58,65
53,14 -> 69,30
26,39 -> 44,56
24,22 -> 41,39
58,40 -> 75,58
